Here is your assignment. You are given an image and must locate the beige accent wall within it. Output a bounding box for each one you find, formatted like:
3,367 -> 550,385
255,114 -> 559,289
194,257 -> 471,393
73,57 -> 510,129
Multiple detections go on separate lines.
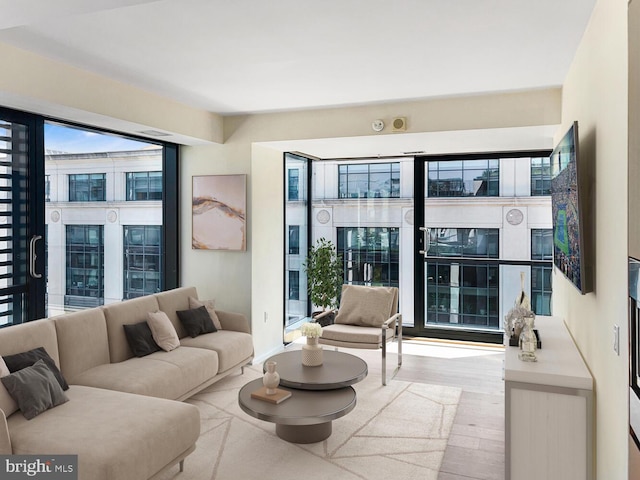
553,0 -> 629,477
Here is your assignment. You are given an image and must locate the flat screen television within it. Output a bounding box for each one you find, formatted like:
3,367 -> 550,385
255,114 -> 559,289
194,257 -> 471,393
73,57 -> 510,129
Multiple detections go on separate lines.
550,121 -> 589,294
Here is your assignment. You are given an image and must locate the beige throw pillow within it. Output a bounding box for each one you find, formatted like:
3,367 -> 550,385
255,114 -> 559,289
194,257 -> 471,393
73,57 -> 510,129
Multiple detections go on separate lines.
0,356 -> 17,417
334,285 -> 396,328
147,311 -> 180,352
189,297 -> 222,330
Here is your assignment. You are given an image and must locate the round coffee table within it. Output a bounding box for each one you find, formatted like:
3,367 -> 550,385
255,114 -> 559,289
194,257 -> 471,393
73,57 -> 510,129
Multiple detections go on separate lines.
238,378 -> 356,443
238,350 -> 368,443
265,350 -> 368,390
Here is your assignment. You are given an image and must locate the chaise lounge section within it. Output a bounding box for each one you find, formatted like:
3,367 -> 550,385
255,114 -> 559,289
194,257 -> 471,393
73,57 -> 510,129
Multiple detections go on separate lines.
0,286 -> 254,480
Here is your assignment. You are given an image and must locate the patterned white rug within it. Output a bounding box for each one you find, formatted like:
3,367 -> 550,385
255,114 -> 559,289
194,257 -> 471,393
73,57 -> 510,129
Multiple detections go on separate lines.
157,361 -> 461,480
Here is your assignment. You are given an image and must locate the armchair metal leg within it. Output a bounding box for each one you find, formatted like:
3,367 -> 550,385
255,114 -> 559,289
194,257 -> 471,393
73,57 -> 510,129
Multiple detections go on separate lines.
381,314 -> 403,386
382,337 -> 387,386
179,460 -> 184,473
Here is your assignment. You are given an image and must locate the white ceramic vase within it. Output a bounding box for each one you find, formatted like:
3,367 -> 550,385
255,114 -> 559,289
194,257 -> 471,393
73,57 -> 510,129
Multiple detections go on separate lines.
302,336 -> 323,367
263,361 -> 280,394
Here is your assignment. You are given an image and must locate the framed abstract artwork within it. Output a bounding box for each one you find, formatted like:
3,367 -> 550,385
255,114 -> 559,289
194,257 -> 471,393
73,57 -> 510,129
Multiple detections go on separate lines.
192,174 -> 246,251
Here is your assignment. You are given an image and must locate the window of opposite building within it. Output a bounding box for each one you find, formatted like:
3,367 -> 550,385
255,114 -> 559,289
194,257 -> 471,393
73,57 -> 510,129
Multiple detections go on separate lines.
427,228 -> 499,258
338,162 -> 400,198
45,175 -> 50,202
287,168 -> 299,201
531,228 -> 553,315
288,270 -> 300,300
425,228 -> 500,329
69,173 -> 106,202
531,156 -> 552,196
289,225 -> 300,254
336,227 -> 400,287
126,171 -> 162,200
427,159 -> 499,197
65,225 -> 104,307
123,225 -> 162,299
426,262 -> 499,329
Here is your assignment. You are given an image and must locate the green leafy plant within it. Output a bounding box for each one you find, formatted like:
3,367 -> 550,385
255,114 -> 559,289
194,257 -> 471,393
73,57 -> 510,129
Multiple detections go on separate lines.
304,238 -> 343,312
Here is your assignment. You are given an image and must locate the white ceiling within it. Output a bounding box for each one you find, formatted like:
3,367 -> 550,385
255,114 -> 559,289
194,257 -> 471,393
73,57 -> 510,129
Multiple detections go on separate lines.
0,0 -> 596,116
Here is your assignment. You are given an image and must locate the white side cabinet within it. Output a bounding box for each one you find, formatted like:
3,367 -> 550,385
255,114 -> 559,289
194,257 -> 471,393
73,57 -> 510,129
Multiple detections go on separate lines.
505,316 -> 593,480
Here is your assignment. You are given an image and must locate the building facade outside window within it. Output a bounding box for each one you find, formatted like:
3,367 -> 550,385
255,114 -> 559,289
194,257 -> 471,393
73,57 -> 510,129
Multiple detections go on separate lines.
531,228 -> 553,315
338,162 -> 400,198
123,225 -> 162,299
336,227 -> 400,287
69,173 -> 106,201
126,171 -> 162,200
46,147 -> 163,315
65,225 -> 104,307
428,159 -> 499,197
45,175 -> 50,202
531,157 -> 552,196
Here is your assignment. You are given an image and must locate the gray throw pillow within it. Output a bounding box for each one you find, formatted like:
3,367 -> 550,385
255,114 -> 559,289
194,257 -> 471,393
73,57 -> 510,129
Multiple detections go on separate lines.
3,346 -> 69,391
1,360 -> 69,420
177,306 -> 217,338
123,322 -> 161,357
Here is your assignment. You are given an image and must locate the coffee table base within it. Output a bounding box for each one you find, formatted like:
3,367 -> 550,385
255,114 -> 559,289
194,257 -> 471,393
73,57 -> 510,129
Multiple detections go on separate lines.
276,422 -> 332,443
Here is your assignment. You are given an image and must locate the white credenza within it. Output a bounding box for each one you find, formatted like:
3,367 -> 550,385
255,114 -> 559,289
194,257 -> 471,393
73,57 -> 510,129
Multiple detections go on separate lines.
505,316 -> 593,480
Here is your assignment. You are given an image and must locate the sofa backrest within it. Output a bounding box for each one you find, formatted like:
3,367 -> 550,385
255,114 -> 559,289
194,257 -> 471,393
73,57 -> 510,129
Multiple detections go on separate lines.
154,286 -> 198,339
54,308 -> 110,381
0,318 -> 60,366
102,295 -> 160,363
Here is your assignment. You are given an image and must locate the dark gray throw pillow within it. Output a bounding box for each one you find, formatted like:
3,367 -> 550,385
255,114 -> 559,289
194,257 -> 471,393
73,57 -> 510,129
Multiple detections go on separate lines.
3,347 -> 69,391
1,359 -> 69,420
177,305 -> 217,338
123,322 -> 161,357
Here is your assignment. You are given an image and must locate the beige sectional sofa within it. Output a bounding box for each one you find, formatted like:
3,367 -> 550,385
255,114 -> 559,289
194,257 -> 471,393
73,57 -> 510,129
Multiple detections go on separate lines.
0,286 -> 254,480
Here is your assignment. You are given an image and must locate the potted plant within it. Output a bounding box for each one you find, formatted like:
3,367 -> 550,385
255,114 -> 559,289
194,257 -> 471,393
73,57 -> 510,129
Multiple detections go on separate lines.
303,238 -> 343,326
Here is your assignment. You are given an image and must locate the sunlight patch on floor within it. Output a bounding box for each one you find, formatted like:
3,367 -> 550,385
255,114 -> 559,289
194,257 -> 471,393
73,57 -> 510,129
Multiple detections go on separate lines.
291,336 -> 504,360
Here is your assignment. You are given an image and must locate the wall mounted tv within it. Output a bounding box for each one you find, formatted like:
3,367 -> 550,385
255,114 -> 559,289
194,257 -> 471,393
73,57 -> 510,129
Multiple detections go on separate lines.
550,121 -> 589,294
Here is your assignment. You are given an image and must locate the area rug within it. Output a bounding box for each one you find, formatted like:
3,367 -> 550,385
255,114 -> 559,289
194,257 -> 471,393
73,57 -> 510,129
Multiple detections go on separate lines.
157,365 -> 461,480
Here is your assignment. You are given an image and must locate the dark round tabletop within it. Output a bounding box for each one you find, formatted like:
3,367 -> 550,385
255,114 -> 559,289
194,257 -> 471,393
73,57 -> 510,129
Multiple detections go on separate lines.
264,349 -> 368,390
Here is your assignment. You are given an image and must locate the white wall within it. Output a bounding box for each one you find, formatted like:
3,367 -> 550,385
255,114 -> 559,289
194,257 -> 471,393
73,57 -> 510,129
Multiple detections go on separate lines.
553,0 -> 629,477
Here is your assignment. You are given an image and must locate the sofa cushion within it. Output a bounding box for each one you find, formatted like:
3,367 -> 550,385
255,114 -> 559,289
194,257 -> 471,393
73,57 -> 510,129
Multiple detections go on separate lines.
3,347 -> 69,391
188,296 -> 222,330
70,347 -> 219,400
180,330 -> 252,373
0,318 -> 61,370
102,295 -> 160,363
123,322 -> 160,357
147,311 -> 180,351
7,385 -> 200,480
1,360 -> 69,420
155,286 -> 198,338
54,308 -> 111,381
177,306 -> 217,338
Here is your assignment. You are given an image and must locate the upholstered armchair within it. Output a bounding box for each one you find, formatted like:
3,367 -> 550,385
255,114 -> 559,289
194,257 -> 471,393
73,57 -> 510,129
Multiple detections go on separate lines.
317,284 -> 402,385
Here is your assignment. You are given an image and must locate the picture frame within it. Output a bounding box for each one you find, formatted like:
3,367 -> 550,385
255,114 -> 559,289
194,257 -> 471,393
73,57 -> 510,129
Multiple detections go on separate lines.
192,174 -> 246,251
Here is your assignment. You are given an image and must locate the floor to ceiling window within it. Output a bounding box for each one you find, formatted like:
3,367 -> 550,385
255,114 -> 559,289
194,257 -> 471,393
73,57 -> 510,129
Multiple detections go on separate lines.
45,121 -> 177,315
284,150 -> 552,343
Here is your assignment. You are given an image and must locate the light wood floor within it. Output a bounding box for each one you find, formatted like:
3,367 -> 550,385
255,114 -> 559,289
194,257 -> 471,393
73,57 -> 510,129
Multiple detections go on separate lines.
368,339 -> 506,480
